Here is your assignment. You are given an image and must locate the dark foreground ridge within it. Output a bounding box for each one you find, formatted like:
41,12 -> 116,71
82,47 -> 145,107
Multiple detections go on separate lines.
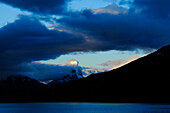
0,45 -> 170,103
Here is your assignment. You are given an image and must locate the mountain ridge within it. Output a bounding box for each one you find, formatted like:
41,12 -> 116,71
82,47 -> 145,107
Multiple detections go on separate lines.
0,45 -> 170,103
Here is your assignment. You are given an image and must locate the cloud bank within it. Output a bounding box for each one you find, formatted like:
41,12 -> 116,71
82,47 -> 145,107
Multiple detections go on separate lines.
133,0 -> 170,19
57,8 -> 170,51
0,0 -> 70,14
0,60 -> 83,81
0,15 -> 85,67
0,0 -> 170,80
27,62 -> 83,81
0,15 -> 86,80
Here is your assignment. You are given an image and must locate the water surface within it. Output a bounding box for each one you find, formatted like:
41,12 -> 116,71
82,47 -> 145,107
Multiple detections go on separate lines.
0,103 -> 170,113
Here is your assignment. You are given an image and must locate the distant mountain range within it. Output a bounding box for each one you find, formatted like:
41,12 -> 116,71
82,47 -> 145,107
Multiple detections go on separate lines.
0,45 -> 170,103
47,69 -> 83,86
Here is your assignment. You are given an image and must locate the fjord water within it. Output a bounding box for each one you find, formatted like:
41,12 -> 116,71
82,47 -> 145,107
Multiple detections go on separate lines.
0,103 -> 170,113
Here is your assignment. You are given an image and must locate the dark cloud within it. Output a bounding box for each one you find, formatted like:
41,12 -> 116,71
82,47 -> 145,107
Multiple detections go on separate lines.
24,63 -> 83,81
132,0 -> 170,19
0,14 -> 119,80
0,15 -> 86,69
0,15 -> 110,80
0,2 -> 170,80
0,0 -> 70,14
57,9 -> 170,51
0,62 -> 83,81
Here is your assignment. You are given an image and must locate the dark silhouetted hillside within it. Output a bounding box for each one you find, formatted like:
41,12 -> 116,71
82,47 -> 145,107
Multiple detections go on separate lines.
0,45 -> 170,103
47,45 -> 170,103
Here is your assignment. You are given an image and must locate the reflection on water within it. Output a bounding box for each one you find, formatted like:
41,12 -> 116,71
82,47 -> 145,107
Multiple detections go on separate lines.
0,103 -> 170,113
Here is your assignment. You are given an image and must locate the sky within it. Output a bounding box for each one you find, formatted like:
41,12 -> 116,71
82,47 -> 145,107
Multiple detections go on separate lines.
68,0 -> 112,10
0,0 -> 169,81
